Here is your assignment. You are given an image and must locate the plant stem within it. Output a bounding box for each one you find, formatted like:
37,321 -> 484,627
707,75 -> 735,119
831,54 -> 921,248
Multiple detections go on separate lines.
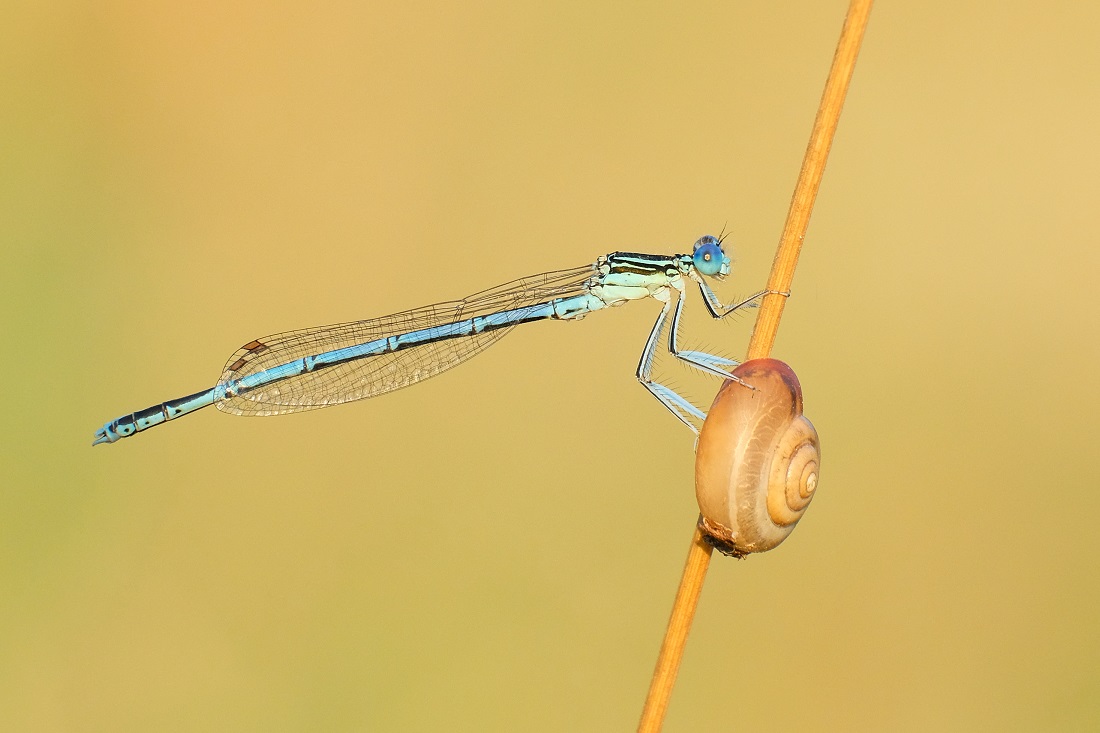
637,2 -> 873,730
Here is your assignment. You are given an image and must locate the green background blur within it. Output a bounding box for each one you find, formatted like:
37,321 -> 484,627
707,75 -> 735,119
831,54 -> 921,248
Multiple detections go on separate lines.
3,1 -> 1098,730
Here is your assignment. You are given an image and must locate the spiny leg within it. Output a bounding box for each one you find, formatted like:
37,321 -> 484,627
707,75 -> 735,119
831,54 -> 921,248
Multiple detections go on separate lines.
665,279 -> 755,388
636,285 -> 791,432
668,283 -> 792,384
636,289 -> 707,434
697,281 -> 787,319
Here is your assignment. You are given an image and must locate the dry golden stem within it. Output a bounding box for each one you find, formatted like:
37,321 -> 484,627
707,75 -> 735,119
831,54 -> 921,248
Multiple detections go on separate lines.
637,2 -> 873,731
746,0 -> 872,361
635,529 -> 714,732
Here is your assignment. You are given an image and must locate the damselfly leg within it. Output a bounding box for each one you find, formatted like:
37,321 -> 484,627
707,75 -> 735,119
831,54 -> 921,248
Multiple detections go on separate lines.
635,285 -> 782,434
636,287 -> 708,432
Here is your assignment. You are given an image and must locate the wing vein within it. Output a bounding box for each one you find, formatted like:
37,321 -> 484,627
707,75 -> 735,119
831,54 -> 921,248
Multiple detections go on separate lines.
215,264 -> 597,416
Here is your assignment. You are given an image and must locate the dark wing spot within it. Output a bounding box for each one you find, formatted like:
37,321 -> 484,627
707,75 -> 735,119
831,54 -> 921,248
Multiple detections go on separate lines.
227,341 -> 269,372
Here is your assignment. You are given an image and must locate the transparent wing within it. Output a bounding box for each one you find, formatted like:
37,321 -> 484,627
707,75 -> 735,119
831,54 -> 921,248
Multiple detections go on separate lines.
215,263 -> 597,416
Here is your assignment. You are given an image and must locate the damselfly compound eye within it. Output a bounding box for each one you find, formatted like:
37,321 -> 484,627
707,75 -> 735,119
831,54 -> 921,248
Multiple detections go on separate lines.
693,241 -> 724,276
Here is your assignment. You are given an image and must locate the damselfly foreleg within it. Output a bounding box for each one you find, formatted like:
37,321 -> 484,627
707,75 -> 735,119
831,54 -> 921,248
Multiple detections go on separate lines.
696,281 -> 782,320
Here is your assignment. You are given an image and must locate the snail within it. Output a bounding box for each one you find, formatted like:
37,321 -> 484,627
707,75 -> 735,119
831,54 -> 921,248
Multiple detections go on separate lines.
694,358 -> 820,557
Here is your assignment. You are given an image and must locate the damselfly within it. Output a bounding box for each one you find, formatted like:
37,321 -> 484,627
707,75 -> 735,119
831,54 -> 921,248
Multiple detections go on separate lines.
93,235 -> 768,445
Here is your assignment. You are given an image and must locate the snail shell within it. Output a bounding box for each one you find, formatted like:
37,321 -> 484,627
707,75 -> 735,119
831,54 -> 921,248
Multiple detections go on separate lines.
694,358 -> 820,556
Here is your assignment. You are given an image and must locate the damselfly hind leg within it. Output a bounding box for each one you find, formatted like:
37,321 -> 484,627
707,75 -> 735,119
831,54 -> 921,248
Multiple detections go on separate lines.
636,288 -> 707,434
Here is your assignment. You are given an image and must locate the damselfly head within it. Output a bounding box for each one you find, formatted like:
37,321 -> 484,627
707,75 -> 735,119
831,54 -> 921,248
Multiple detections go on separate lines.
692,235 -> 732,279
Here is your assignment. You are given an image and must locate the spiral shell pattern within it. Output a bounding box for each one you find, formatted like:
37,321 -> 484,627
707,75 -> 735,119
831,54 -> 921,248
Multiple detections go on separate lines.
695,358 -> 821,555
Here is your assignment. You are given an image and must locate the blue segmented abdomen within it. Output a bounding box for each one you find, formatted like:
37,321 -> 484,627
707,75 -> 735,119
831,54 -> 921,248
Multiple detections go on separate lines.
92,288 -> 604,443
92,387 -> 217,445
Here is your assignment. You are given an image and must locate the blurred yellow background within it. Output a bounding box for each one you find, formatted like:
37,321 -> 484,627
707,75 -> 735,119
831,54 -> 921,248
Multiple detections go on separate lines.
3,1 -> 1098,730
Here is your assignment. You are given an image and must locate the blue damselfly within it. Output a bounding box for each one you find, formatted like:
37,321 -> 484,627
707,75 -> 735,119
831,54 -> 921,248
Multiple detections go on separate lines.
93,236 -> 767,445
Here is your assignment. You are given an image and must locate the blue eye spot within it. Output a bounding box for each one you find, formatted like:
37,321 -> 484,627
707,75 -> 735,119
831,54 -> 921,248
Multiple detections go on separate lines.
693,242 -> 724,276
